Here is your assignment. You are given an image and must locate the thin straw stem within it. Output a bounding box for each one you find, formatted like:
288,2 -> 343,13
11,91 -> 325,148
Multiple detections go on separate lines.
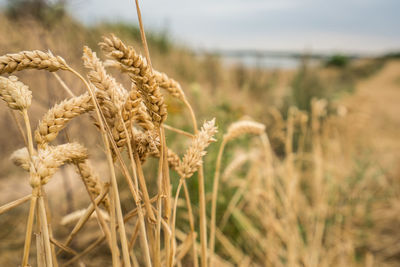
38,196 -> 53,267
160,127 -> 172,265
21,107 -> 39,267
163,124 -> 195,138
0,194 -> 31,215
10,110 -> 27,146
52,72 -> 75,97
22,109 -> 34,158
134,0 -> 152,68
22,188 -> 38,266
209,138 -> 227,266
170,179 -> 184,267
182,182 -> 199,267
50,238 -> 78,256
58,184 -> 110,252
155,128 -> 164,267
61,235 -> 106,267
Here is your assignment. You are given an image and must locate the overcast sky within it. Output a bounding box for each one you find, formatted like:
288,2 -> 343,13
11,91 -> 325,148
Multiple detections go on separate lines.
11,0 -> 400,54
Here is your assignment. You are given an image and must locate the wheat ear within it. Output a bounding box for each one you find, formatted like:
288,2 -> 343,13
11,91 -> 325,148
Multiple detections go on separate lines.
176,118 -> 217,179
105,59 -> 186,101
76,160 -> 111,211
34,92 -> 94,148
0,50 -> 69,74
132,129 -> 159,162
36,142 -> 88,184
153,70 -> 186,101
82,46 -> 127,128
0,76 -> 32,110
11,147 -> 31,170
99,34 -> 167,126
224,120 -> 266,142
12,143 -> 87,185
112,84 -> 154,151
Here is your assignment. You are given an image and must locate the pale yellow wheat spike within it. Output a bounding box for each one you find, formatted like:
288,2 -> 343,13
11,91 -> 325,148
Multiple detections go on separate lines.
13,148 -> 110,210
34,92 -> 94,148
112,84 -> 154,151
166,149 -> 181,172
76,160 -> 110,211
10,147 -> 31,171
0,50 -> 69,74
105,59 -> 186,102
177,118 -> 218,178
0,76 -> 32,110
153,70 -> 186,101
11,143 -> 88,185
82,46 -> 127,128
124,84 -> 154,131
131,128 -> 159,162
224,120 -> 266,142
36,142 -> 88,184
99,34 -> 167,126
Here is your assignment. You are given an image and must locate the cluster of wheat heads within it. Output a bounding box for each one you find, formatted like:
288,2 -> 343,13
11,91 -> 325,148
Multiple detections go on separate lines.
0,32 -> 239,267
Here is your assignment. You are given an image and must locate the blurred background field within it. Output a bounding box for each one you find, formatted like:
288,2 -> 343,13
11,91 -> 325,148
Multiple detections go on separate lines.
1,0 -> 400,266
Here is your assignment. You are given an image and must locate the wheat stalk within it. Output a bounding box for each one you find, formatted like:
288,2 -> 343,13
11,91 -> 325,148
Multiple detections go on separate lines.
61,208 -> 110,225
76,160 -> 111,211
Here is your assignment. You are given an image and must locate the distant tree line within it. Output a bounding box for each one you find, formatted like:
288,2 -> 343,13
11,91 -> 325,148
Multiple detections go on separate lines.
5,0 -> 66,24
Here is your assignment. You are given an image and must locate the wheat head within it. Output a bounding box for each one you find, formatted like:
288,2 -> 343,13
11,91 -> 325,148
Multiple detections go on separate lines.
76,160 -> 110,210
224,120 -> 266,142
0,50 -> 69,74
99,34 -> 167,126
177,118 -> 217,178
34,92 -> 95,148
83,46 -> 127,128
0,76 -> 32,110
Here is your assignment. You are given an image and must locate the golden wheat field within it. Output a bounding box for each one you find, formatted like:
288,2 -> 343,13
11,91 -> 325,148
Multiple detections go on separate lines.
1,1 -> 400,267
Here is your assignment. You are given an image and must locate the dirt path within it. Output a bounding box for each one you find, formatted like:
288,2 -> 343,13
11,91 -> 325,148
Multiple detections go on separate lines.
344,60 -> 400,174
